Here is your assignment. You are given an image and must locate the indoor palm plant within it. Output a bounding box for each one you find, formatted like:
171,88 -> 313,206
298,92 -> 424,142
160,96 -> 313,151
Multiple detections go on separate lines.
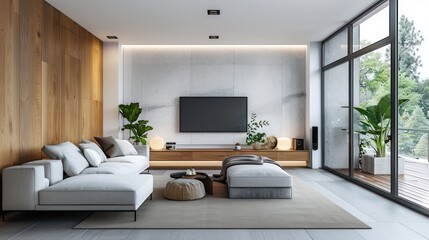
119,102 -> 153,145
246,113 -> 269,150
354,94 -> 408,174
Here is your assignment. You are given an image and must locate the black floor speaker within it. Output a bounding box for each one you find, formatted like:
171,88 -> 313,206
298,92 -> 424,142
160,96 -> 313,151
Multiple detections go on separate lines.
292,138 -> 304,150
312,126 -> 318,150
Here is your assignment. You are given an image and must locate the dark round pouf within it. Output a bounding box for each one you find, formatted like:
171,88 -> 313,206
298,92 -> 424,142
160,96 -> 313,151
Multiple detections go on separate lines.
164,179 -> 205,200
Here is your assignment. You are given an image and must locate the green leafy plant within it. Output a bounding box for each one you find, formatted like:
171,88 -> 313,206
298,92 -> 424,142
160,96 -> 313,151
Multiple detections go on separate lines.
119,103 -> 153,145
354,95 -> 408,157
246,113 -> 269,145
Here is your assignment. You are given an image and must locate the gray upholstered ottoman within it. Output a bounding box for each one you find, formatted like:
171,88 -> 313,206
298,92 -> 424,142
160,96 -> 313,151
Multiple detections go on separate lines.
227,163 -> 293,199
164,179 -> 206,200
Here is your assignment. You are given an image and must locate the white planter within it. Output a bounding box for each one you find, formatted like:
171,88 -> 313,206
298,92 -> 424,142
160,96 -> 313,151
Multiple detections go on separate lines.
134,145 -> 150,158
361,155 -> 404,175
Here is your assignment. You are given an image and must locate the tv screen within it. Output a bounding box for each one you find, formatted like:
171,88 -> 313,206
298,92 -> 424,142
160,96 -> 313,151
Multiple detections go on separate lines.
180,97 -> 247,132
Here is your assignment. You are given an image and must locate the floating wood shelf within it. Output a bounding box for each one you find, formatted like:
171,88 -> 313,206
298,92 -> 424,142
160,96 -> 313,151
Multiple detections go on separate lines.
149,149 -> 309,169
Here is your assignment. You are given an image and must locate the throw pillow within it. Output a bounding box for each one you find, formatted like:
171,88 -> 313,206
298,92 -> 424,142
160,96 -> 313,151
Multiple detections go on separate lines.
83,148 -> 102,167
94,136 -> 125,158
42,141 -> 89,176
79,140 -> 108,162
116,139 -> 138,155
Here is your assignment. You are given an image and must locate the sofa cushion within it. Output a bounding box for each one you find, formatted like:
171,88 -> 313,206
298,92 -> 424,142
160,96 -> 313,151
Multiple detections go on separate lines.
79,141 -> 107,162
39,174 -> 153,205
94,136 -> 124,158
81,162 -> 138,174
116,139 -> 138,155
42,141 -> 89,177
83,149 -> 102,167
227,163 -> 292,188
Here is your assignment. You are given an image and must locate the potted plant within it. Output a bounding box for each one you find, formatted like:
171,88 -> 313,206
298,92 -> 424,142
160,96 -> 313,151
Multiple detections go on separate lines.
234,143 -> 242,151
354,94 -> 408,175
119,103 -> 153,154
246,113 -> 269,150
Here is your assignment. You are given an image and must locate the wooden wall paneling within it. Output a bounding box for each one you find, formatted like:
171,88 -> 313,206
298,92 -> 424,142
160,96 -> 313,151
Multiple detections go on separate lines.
1,0 -> 104,204
42,3 -> 62,145
79,29 -> 91,140
90,36 -> 103,138
0,0 -> 20,170
62,54 -> 81,144
19,0 -> 43,163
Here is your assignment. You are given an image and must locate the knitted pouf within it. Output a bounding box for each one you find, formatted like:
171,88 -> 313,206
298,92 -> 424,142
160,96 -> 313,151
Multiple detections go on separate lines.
164,179 -> 205,200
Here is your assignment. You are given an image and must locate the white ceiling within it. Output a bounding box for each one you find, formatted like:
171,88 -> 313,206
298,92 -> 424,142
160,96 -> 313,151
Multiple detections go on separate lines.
46,0 -> 378,45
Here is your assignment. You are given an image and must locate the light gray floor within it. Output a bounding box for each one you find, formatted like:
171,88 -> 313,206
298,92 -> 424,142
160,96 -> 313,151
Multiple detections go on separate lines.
1,168 -> 429,240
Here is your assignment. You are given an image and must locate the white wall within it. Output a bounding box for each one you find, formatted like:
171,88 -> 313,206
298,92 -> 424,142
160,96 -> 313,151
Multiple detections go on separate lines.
306,42 -> 322,168
122,46 -> 307,146
103,42 -> 123,138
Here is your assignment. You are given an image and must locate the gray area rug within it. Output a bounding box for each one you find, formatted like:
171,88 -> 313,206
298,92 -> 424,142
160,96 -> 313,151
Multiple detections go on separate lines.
74,174 -> 370,229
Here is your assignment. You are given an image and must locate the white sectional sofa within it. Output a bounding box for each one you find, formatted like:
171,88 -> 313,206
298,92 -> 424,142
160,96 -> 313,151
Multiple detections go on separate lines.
2,139 -> 153,221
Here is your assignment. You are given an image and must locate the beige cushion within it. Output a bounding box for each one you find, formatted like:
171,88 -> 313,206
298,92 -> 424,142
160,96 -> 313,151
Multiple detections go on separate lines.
164,179 -> 205,200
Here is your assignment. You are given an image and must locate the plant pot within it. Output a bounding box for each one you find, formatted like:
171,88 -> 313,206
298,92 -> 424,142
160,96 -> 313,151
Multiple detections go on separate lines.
252,142 -> 263,150
361,155 -> 404,175
134,144 -> 150,158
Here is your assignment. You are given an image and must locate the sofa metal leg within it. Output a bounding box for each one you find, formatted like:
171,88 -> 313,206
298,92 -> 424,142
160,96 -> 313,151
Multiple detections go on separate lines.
2,212 -> 5,222
150,193 -> 153,200
134,211 -> 137,222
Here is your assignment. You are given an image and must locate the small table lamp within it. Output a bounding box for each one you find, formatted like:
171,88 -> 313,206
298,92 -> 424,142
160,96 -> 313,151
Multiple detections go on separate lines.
277,137 -> 292,150
150,136 -> 165,150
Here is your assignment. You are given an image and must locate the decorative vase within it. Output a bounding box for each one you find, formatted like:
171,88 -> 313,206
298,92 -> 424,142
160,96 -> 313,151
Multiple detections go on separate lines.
252,142 -> 263,150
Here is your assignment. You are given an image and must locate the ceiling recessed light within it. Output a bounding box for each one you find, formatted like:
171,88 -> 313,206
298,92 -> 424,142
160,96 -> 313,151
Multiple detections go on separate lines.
107,36 -> 118,39
207,10 -> 220,15
209,35 -> 219,40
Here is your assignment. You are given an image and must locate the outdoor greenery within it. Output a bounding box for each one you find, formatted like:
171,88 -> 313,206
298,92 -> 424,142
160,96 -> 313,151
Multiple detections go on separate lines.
119,102 -> 153,145
246,113 -> 269,145
358,15 -> 429,158
355,95 -> 408,157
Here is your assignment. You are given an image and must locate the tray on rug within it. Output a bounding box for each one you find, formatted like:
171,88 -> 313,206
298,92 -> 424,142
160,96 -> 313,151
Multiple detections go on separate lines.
74,174 -> 370,229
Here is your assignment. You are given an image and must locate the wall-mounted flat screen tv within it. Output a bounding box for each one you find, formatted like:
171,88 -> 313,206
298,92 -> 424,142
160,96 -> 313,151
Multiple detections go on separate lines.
180,97 -> 247,132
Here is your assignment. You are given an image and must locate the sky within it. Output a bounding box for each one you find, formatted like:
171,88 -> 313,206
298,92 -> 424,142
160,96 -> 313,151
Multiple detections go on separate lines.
359,0 -> 429,81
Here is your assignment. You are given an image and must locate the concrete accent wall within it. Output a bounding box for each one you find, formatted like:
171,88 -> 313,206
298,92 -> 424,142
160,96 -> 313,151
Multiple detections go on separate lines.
122,46 -> 307,146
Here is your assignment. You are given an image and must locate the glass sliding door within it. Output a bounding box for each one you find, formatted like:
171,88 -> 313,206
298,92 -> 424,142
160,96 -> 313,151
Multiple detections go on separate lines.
324,63 -> 350,175
353,45 -> 391,192
398,0 -> 429,209
322,0 -> 429,216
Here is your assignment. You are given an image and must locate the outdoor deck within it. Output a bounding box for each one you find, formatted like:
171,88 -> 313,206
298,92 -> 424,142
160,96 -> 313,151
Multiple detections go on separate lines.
338,159 -> 429,209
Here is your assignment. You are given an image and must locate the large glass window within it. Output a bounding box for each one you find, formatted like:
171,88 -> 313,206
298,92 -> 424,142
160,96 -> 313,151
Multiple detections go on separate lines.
353,3 -> 389,52
353,45 -> 391,192
323,29 -> 348,66
323,0 -> 429,215
324,63 -> 349,174
398,0 -> 429,209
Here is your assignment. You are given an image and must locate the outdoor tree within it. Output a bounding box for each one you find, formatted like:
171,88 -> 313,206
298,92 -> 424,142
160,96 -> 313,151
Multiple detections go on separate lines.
398,15 -> 424,82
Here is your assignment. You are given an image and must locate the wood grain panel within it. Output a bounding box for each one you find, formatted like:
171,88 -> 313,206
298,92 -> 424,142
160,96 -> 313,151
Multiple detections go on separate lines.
0,0 -> 104,195
151,152 -> 193,161
43,3 -> 62,145
192,151 -> 230,161
19,0 -> 43,162
277,151 -> 309,161
0,0 -> 20,170
149,149 -> 309,169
